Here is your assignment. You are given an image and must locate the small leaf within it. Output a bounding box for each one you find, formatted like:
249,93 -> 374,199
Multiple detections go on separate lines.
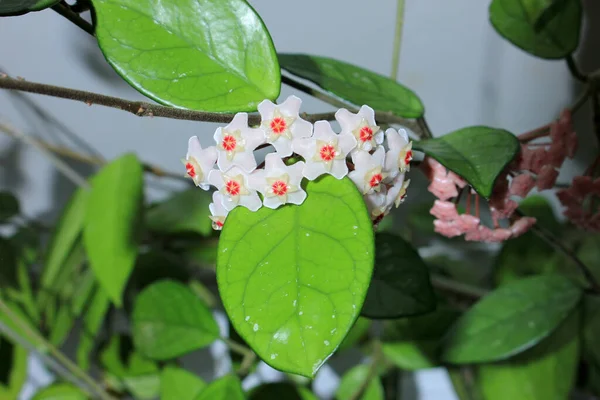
91,0 -> 280,112
336,364 -> 384,400
161,366 -> 206,400
489,0 -> 582,59
146,189 -> 212,236
478,310 -> 580,400
76,285 -> 111,370
32,383 -> 87,400
194,375 -> 244,400
132,280 -> 220,360
218,176 -> 374,377
413,126 -> 520,198
442,275 -> 581,364
84,153 -> 143,307
381,342 -> 438,370
279,54 -> 424,118
0,338 -> 27,399
0,192 -> 19,222
361,233 -> 435,319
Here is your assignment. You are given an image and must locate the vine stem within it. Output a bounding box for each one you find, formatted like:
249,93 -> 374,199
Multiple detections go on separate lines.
430,274 -> 489,299
566,55 -> 588,83
350,340 -> 384,400
221,338 -> 257,376
0,298 -> 116,400
390,0 -> 405,80
51,3 -> 94,35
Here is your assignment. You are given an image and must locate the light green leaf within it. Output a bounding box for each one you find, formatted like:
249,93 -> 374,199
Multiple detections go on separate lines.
0,191 -> 19,223
146,189 -> 212,236
218,176 -> 374,377
489,0 -> 582,59
76,285 -> 111,370
279,54 -> 423,118
194,375 -> 244,400
336,364 -> 383,400
161,366 -> 206,400
0,337 -> 27,399
362,233 -> 435,319
32,383 -> 87,400
414,126 -> 520,198
132,280 -> 220,360
92,0 -> 280,112
382,341 -> 438,370
84,153 -> 143,307
339,317 -> 371,351
442,275 -> 581,364
478,310 -> 580,400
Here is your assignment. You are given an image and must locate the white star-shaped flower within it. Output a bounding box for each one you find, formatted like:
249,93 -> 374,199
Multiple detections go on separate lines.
364,188 -> 390,220
258,95 -> 312,157
348,147 -> 387,195
214,113 -> 265,173
292,121 -> 357,180
209,192 -> 229,230
384,128 -> 413,178
208,167 -> 261,212
248,153 -> 306,209
181,136 -> 218,190
335,105 -> 383,152
386,174 -> 411,208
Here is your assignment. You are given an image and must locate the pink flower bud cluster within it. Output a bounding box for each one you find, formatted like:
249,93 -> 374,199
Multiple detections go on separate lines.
557,173 -> 600,232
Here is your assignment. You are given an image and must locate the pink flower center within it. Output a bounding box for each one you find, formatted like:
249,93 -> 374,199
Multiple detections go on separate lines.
369,173 -> 383,188
270,117 -> 287,135
272,180 -> 288,196
404,150 -> 413,165
319,144 -> 336,162
225,180 -> 241,196
359,127 -> 373,142
185,162 -> 196,178
222,135 -> 237,152
216,220 -> 224,228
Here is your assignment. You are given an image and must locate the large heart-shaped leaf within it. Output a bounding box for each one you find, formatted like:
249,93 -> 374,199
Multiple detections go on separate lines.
489,0 -> 582,59
279,54 -> 424,118
361,233 -> 435,319
414,126 -> 520,198
91,0 -> 280,112
146,189 -> 212,236
217,175 -> 374,377
132,280 -> 220,360
83,153 -> 143,307
442,275 -> 581,364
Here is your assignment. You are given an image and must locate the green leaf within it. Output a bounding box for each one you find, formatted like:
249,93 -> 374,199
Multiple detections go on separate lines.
132,280 -> 220,360
414,126 -> 520,198
91,0 -> 280,112
76,285 -> 111,370
32,383 -> 87,400
279,54 -> 424,118
339,317 -> 371,351
146,189 -> 212,236
217,175 -> 374,377
0,337 -> 27,399
0,192 -> 19,223
382,341 -> 438,370
194,375 -> 244,400
336,364 -> 384,400
362,233 -> 435,319
161,366 -> 206,400
478,310 -> 580,400
249,382 -> 314,400
29,0 -> 60,11
583,295 -> 600,367
84,153 -> 143,307
489,0 -> 582,59
0,0 -> 36,15
442,275 -> 581,364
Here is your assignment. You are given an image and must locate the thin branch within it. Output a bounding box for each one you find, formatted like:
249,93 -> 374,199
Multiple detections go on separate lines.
566,55 -> 588,83
52,2 -> 94,35
417,116 -> 433,139
390,0 -> 406,80
430,274 -> 489,300
350,340 -> 383,400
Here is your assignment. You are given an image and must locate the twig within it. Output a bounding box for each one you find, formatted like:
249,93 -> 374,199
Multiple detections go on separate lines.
430,274 -> 489,300
417,117 -> 433,139
566,55 -> 588,83
52,2 -> 94,35
390,0 -> 405,80
350,340 -> 383,400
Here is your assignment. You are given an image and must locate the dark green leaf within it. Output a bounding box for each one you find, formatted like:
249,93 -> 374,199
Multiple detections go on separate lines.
132,280 -> 219,360
249,382 -> 311,400
336,364 -> 383,400
414,126 -> 520,198
84,153 -> 143,307
92,0 -> 280,112
161,366 -> 206,400
29,0 -> 60,11
76,285 -> 111,370
194,375 -> 244,400
0,0 -> 37,15
0,192 -> 19,222
0,337 -> 27,399
442,275 -> 581,364
146,189 -> 212,236
489,0 -> 582,59
279,54 -> 424,118
362,233 -> 435,319
218,176 -> 374,377
32,383 -> 87,400
583,295 -> 600,367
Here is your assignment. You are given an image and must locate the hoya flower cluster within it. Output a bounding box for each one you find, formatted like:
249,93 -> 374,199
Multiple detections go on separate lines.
182,96 -> 413,230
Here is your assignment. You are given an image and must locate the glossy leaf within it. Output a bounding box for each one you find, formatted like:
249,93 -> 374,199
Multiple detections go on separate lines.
218,175 -> 374,377
32,383 -> 87,400
336,364 -> 384,400
478,310 -> 580,400
414,126 -> 520,198
146,189 -> 212,236
161,366 -> 206,400
279,53 -> 424,118
0,192 -> 19,222
132,280 -> 220,360
362,233 -> 435,319
489,0 -> 582,59
0,337 -> 27,399
92,0 -> 280,112
194,375 -> 244,400
83,153 -> 143,306
76,285 -> 111,370
442,275 -> 581,364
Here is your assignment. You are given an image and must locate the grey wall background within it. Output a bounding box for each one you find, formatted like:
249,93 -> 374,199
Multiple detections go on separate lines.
1,0 -> 599,399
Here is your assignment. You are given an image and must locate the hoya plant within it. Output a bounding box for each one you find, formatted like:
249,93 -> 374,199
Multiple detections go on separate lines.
0,0 -> 598,399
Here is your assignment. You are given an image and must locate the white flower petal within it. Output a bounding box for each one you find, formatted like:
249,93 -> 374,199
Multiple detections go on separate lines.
258,100 -> 276,118
374,130 -> 384,145
303,162 -> 326,180
292,118 -> 313,140
292,137 -> 315,159
264,153 -> 287,171
186,136 -> 203,160
287,190 -> 307,205
338,132 -> 357,154
330,160 -> 348,179
278,95 -> 302,115
227,113 -> 249,131
334,108 -> 359,131
263,196 -> 284,210
240,192 -> 262,212
272,139 -> 293,157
